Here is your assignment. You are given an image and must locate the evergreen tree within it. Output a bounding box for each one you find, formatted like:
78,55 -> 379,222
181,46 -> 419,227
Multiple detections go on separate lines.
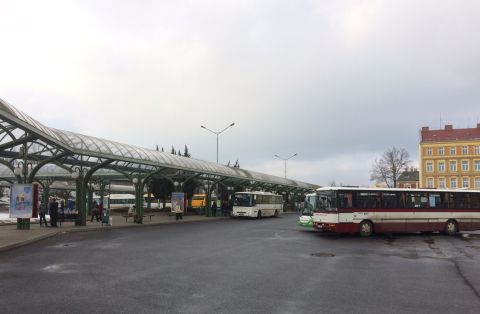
161,147 -> 164,152
178,150 -> 182,156
183,145 -> 191,158
156,144 -> 159,151
171,146 -> 175,154
234,160 -> 238,168
227,161 -> 231,167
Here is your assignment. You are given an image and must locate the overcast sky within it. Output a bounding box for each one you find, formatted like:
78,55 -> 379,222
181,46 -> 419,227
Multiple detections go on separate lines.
1,1 -> 479,186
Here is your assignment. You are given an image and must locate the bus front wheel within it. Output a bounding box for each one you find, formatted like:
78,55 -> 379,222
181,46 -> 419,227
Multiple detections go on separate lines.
358,221 -> 373,237
444,220 -> 458,235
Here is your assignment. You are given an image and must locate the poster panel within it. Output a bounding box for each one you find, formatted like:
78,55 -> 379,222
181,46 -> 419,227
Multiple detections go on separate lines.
10,184 -> 38,219
171,192 -> 187,213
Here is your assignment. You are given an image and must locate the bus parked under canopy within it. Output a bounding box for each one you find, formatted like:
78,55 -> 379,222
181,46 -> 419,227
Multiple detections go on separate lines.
232,192 -> 283,218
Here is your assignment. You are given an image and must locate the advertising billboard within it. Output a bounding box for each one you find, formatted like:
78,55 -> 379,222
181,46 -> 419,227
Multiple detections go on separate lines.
171,192 -> 187,213
10,184 -> 39,219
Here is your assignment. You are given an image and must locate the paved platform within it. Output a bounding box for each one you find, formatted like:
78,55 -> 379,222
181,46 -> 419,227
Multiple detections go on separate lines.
0,213 -> 230,253
0,211 -> 300,253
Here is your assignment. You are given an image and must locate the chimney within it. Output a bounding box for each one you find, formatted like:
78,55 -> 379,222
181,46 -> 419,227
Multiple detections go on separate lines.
422,126 -> 429,131
477,123 -> 480,129
445,125 -> 453,130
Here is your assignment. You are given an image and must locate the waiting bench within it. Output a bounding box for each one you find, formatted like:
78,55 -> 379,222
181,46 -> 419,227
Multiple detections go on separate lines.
58,218 -> 82,227
122,214 -> 155,223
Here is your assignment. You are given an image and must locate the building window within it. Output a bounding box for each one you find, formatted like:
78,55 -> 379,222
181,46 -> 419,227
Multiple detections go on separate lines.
451,147 -> 456,155
427,162 -> 433,172
463,178 -> 469,188
463,146 -> 468,154
450,161 -> 457,171
427,178 -> 433,188
476,178 -> 480,188
476,146 -> 479,154
451,178 -> 457,188
462,161 -> 469,171
439,147 -> 444,155
439,162 -> 445,172
427,147 -> 432,156
439,178 -> 445,188
475,160 -> 480,171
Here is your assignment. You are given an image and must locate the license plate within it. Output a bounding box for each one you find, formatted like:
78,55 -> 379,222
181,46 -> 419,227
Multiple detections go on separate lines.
303,223 -> 306,226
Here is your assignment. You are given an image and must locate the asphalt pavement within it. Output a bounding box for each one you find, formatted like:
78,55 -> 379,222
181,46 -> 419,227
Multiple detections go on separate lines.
1,214 -> 480,314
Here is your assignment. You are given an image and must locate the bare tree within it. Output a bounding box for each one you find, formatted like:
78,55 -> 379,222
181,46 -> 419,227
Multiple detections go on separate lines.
370,147 -> 412,188
329,180 -> 336,187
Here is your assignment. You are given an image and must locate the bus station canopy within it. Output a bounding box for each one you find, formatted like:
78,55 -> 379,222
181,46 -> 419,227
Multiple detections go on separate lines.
0,98 -> 320,193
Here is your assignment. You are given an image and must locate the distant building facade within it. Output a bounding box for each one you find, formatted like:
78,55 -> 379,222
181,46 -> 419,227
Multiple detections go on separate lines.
419,124 -> 480,190
396,171 -> 419,189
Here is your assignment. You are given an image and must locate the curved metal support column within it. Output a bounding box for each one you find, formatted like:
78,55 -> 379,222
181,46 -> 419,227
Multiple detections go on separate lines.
0,134 -> 36,152
27,151 -> 70,183
0,158 -> 22,183
80,159 -> 114,226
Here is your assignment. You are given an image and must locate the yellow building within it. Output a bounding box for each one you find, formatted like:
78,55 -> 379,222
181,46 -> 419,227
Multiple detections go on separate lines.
419,124 -> 480,190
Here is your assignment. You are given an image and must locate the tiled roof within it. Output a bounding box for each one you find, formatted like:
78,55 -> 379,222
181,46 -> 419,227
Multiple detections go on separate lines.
421,126 -> 480,142
397,171 -> 419,181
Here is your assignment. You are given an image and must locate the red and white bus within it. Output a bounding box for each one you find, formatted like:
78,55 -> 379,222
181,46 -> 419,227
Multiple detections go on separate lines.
312,187 -> 480,237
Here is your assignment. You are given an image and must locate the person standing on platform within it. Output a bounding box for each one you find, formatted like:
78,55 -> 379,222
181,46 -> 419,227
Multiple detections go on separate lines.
175,202 -> 183,221
211,201 -> 217,217
59,200 -> 65,218
199,201 -> 204,216
67,199 -> 74,215
50,199 -> 59,228
38,200 -> 49,227
91,201 -> 100,222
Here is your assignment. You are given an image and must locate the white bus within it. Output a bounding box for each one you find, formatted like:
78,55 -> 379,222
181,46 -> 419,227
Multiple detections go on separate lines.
298,193 -> 315,228
312,187 -> 480,237
94,194 -> 147,209
232,192 -> 283,218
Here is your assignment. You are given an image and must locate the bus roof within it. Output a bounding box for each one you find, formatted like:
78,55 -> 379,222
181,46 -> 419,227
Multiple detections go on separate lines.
234,191 -> 281,196
315,187 -> 480,193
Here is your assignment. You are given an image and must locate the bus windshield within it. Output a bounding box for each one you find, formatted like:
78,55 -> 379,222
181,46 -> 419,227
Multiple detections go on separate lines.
302,195 -> 316,216
234,194 -> 254,207
316,191 -> 337,212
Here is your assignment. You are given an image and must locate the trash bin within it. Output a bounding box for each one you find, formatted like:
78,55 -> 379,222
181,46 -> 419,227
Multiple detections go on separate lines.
102,209 -> 110,226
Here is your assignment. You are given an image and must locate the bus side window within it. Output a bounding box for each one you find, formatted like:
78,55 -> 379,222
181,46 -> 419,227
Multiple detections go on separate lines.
471,194 -> 480,209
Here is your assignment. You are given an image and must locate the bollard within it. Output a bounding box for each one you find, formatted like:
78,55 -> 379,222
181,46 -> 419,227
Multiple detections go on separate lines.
23,218 -> 30,230
17,218 -> 23,230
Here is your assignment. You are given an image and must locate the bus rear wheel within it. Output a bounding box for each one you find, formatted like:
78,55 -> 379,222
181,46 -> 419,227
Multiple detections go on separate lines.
444,220 -> 458,235
257,211 -> 261,219
358,221 -> 373,237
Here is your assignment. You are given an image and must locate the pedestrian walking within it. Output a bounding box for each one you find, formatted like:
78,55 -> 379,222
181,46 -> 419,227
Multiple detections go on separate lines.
199,201 -> 204,216
211,201 -> 217,217
175,202 -> 183,221
38,200 -> 49,227
50,199 -> 59,228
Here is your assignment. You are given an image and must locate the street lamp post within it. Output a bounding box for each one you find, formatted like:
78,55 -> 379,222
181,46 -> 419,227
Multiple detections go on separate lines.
275,154 -> 297,178
201,123 -> 235,164
201,123 -> 235,217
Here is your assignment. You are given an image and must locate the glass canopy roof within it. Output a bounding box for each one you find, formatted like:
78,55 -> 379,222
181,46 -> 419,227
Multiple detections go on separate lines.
0,98 -> 319,190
